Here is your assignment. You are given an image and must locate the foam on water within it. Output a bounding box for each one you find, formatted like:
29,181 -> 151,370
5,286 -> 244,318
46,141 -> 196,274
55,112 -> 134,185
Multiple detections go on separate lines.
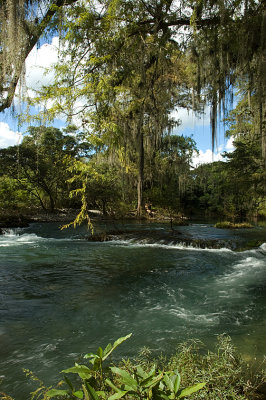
0,229 -> 44,246
168,307 -> 220,325
259,242 -> 266,251
0,229 -> 82,247
215,247 -> 266,289
108,239 -> 233,252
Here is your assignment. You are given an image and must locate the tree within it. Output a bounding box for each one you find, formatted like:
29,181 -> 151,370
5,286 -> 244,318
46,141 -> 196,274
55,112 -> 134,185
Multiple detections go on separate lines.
0,175 -> 33,209
24,0 -> 264,209
29,1 -> 200,214
0,126 -> 89,211
223,88 -> 266,218
144,135 -> 197,212
0,0 -> 78,112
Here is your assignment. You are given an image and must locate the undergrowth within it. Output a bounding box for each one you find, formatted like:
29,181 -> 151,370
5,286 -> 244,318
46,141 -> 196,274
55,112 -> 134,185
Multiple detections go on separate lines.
215,222 -> 253,229
0,335 -> 265,400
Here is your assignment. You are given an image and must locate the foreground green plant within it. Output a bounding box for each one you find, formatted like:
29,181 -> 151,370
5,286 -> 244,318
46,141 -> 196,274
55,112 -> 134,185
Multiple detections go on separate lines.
46,334 -> 205,400
1,335 -> 265,400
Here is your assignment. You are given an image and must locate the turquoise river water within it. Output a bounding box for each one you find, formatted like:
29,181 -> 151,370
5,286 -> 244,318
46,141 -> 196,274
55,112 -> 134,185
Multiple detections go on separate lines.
0,221 -> 266,399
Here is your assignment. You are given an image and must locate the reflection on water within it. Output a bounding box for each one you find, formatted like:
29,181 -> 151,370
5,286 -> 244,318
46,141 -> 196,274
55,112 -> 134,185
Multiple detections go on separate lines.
0,222 -> 265,399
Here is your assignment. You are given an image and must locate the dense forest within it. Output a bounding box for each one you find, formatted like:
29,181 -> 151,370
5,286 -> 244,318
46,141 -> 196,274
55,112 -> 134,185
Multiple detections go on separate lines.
0,0 -> 265,222
0,115 -> 265,221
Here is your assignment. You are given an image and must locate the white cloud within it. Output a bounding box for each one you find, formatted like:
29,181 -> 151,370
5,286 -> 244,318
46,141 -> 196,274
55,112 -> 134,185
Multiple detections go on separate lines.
0,122 -> 22,149
192,149 -> 223,167
172,107 -> 210,129
192,138 -> 235,167
225,136 -> 234,151
25,36 -> 60,90
20,37 -> 85,127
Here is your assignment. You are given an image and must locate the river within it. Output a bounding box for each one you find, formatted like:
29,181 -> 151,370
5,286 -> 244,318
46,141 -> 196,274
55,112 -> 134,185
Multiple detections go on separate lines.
0,221 -> 265,399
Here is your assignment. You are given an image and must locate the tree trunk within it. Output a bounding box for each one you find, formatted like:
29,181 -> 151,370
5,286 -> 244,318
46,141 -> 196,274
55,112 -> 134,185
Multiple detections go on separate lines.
33,190 -> 46,211
102,199 -> 107,216
137,113 -> 144,217
260,8 -> 266,168
48,192 -> 55,212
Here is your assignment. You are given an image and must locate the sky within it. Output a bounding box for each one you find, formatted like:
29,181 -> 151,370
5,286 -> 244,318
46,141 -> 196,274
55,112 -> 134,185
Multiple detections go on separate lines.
0,37 -> 235,166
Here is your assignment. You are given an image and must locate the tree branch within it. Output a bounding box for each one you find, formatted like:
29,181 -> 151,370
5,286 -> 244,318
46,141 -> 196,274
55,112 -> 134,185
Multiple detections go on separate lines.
0,0 -> 78,112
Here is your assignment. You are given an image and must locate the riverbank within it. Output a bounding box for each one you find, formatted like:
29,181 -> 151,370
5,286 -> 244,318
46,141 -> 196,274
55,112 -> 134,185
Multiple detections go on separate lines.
0,209 -> 80,229
0,207 -> 188,231
1,209 -> 265,251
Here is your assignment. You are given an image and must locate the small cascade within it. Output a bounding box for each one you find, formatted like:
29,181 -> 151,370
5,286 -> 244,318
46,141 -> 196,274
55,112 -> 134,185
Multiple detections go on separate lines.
0,228 -> 43,246
87,229 -> 239,250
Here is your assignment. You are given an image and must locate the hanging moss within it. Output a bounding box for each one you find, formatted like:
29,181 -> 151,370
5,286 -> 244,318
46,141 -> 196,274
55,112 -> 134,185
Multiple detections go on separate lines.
0,0 -> 78,112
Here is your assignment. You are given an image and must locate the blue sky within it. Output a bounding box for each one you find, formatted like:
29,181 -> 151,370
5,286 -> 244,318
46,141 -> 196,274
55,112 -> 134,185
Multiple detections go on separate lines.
0,37 -> 234,165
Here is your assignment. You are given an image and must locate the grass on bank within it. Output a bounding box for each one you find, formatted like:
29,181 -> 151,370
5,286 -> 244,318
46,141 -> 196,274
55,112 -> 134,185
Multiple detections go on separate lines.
215,221 -> 253,229
0,334 -> 265,400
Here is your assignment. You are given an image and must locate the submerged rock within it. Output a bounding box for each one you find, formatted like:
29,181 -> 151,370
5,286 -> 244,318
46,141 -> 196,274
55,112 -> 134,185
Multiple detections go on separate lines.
0,214 -> 31,229
87,229 -> 237,250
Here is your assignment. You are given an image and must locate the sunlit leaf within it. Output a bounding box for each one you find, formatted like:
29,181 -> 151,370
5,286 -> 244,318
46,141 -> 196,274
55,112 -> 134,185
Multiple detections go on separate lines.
110,367 -> 138,391
177,382 -> 206,398
102,334 -> 132,361
108,390 -> 128,400
73,390 -> 84,399
62,364 -> 92,380
172,371 -> 181,394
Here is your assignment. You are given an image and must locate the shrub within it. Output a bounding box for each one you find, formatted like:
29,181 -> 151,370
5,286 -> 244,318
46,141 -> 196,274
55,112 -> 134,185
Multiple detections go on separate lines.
0,335 -> 265,400
215,221 -> 253,229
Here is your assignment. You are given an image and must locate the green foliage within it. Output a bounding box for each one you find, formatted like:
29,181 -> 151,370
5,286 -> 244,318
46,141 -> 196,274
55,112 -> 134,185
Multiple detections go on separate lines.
44,333 -> 205,400
0,126 -> 93,212
2,335 -> 264,400
215,222 -> 253,229
186,85 -> 266,220
0,176 -> 34,209
166,335 -> 265,400
83,333 -> 132,376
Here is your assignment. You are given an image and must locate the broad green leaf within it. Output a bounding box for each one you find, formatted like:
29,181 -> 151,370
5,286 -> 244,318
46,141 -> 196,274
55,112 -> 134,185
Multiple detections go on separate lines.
172,372 -> 181,394
110,367 -> 138,391
93,358 -> 101,371
96,391 -> 107,399
97,347 -> 103,358
64,375 -> 74,390
163,374 -> 173,392
141,372 -> 163,389
136,365 -> 147,379
148,365 -> 156,376
108,391 -> 128,400
84,352 -> 98,359
103,343 -> 112,356
105,378 -> 121,393
178,382 -> 206,398
62,364 -> 92,380
47,389 -> 69,398
112,334 -> 132,349
85,382 -> 100,400
82,384 -> 90,400
73,390 -> 84,399
158,393 -> 169,400
102,334 -> 132,361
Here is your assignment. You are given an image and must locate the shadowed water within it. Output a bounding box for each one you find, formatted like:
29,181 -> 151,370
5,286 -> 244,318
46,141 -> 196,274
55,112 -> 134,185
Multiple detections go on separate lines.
0,221 -> 265,399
